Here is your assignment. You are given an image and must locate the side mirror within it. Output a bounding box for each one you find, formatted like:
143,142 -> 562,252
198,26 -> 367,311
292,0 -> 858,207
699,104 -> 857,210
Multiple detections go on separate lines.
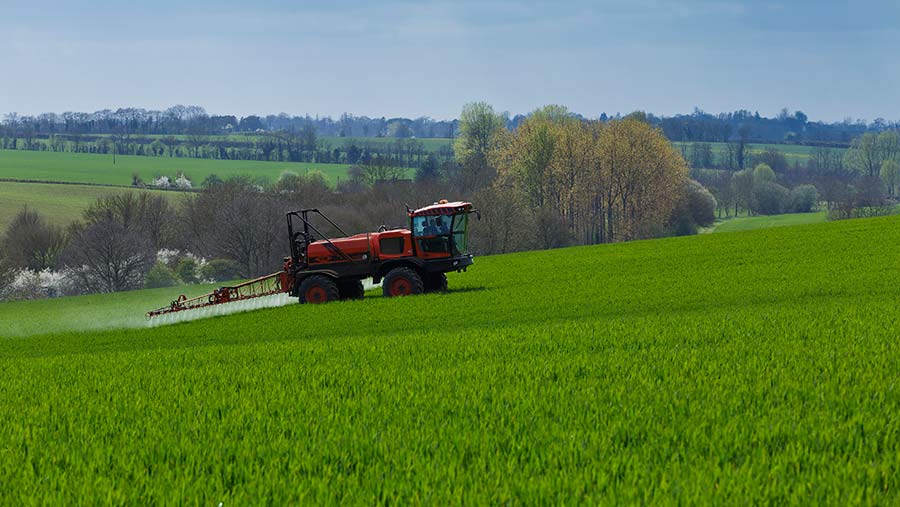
475,210 -> 482,221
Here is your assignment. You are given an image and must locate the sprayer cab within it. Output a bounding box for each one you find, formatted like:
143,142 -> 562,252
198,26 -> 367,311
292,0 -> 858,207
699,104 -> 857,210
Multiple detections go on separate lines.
409,200 -> 474,258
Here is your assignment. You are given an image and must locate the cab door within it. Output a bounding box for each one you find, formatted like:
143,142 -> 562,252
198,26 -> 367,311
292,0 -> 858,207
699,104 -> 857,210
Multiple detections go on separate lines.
412,215 -> 452,259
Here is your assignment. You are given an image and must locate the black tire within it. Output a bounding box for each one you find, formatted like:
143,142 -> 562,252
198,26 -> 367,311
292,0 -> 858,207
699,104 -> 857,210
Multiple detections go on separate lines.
424,272 -> 448,293
382,267 -> 424,298
298,275 -> 339,304
339,280 -> 365,301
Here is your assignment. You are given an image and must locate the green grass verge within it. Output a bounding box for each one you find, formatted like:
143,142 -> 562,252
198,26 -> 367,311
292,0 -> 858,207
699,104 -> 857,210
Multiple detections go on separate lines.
2,217 -> 900,502
0,149 -> 352,186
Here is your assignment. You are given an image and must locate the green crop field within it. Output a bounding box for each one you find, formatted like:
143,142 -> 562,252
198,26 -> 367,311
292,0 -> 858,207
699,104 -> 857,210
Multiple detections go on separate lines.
0,281 -> 229,337
0,149 -> 352,187
708,210 -> 828,233
3,217 -> 900,503
0,181 -> 185,229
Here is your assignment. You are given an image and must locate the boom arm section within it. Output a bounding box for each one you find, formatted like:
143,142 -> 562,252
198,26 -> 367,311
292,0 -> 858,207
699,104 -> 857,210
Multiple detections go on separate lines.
146,271 -> 293,319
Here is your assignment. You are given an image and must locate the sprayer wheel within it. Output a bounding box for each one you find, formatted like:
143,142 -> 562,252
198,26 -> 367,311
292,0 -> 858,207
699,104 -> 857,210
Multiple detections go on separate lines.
298,275 -> 339,304
339,280 -> 365,300
382,267 -> 424,298
424,272 -> 448,293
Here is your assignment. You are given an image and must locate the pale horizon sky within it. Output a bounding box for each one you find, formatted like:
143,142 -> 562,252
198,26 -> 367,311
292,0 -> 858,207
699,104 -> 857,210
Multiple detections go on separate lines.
1,0 -> 898,123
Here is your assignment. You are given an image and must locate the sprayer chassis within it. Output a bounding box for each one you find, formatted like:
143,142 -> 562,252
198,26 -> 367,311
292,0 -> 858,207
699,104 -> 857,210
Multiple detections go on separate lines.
147,201 -> 475,319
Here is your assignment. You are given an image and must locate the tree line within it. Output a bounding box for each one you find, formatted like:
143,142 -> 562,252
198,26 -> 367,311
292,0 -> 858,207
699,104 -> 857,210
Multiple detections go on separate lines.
4,104 -> 898,146
0,107 -> 459,139
0,131 -> 453,169
693,131 -> 900,219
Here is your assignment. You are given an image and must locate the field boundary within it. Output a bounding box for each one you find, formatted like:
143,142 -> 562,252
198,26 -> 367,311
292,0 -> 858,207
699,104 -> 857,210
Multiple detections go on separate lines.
0,178 -> 197,193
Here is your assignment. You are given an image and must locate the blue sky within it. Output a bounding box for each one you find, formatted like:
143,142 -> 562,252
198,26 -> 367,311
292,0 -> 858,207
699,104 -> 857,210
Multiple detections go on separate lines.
1,0 -> 898,121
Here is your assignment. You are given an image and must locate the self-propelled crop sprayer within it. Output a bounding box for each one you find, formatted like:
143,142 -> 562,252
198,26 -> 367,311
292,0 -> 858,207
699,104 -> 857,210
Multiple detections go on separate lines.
147,200 -> 477,322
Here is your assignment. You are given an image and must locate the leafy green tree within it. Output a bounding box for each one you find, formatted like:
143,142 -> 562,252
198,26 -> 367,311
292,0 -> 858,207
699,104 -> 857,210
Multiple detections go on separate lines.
684,179 -> 717,227
752,163 -> 776,185
880,159 -> 900,197
731,169 -> 754,215
453,102 -> 505,191
753,181 -> 790,215
668,180 -> 717,236
790,184 -> 819,213
624,110 -> 649,123
844,131 -> 900,177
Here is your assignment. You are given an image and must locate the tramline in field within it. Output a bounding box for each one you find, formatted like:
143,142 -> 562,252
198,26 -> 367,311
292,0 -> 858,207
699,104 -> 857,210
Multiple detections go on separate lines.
147,200 -> 477,320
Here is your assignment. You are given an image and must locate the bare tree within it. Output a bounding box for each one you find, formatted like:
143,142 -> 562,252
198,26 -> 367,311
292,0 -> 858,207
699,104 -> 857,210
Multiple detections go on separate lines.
3,207 -> 66,270
176,179 -> 288,277
63,221 -> 155,293
82,193 -> 173,250
361,156 -> 403,185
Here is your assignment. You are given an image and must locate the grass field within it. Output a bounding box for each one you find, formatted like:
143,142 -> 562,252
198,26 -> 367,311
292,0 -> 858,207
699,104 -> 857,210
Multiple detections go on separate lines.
2,217 -> 900,502
0,181 -> 185,229
320,136 -> 454,152
674,141 -> 844,165
708,210 -> 828,233
86,134 -> 457,152
0,149 -> 352,187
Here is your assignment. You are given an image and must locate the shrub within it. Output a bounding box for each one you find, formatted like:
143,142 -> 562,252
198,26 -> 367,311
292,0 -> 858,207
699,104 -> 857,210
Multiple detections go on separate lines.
174,173 -> 193,190
753,181 -> 790,215
684,180 -> 717,227
144,262 -> 181,289
151,176 -> 171,188
200,259 -> 243,283
2,270 -> 45,301
175,257 -> 200,284
791,185 -> 819,213
667,180 -> 716,235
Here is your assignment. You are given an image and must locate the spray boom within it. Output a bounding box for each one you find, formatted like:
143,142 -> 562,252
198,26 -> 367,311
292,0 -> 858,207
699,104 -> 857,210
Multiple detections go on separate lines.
146,271 -> 293,320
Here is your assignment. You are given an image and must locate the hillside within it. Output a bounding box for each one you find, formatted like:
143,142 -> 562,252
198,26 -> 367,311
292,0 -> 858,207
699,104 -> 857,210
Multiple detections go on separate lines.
707,211 -> 828,233
0,148 -> 357,229
0,149 -> 352,186
0,181 -> 188,228
2,217 -> 900,503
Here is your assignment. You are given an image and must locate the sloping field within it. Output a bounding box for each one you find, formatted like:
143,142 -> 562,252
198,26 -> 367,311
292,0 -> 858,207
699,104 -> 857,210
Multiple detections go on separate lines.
0,281 -> 226,337
2,217 -> 900,503
709,211 -> 827,233
0,149 -> 351,186
0,181 -> 185,229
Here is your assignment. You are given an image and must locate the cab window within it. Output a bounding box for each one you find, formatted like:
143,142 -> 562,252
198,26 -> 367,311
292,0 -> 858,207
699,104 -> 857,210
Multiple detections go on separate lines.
413,216 -> 451,236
